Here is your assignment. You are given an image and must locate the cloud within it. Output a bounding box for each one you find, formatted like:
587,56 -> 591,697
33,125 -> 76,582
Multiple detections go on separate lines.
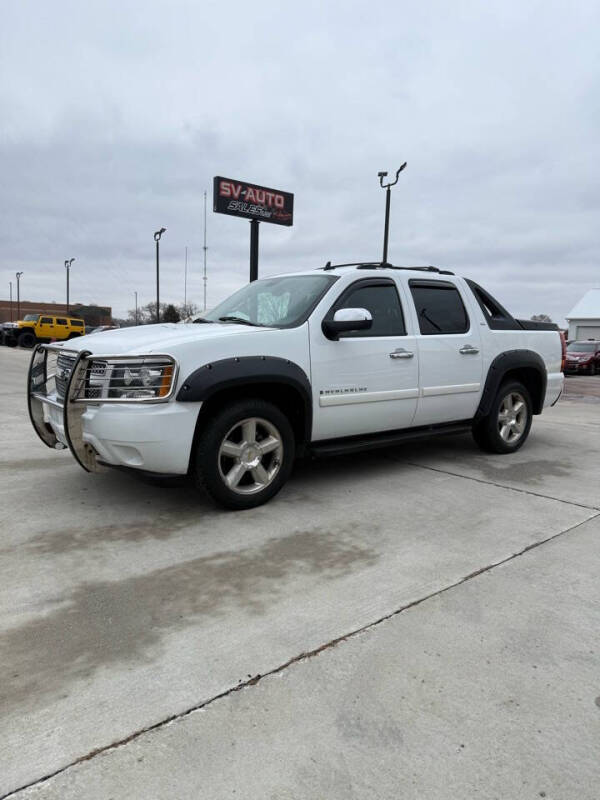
1,0 -> 599,323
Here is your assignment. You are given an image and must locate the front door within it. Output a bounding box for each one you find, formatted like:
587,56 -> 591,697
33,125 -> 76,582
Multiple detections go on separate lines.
310,278 -> 419,441
37,316 -> 55,340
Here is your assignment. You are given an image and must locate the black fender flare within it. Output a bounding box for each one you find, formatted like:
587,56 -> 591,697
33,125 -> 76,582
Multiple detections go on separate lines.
177,355 -> 313,442
475,349 -> 547,419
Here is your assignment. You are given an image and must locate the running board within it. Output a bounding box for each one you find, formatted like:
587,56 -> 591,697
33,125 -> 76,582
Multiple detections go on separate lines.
310,421 -> 473,458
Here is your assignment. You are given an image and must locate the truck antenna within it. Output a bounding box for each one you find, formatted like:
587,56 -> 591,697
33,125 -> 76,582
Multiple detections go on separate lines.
378,163 -> 406,263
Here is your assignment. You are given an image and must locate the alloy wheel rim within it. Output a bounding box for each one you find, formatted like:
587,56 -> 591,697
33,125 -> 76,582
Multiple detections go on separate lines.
218,417 -> 284,495
497,391 -> 527,444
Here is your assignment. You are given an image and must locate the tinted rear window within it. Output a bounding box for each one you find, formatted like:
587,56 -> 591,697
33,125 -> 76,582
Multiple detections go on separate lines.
409,281 -> 469,335
70,320 -> 84,326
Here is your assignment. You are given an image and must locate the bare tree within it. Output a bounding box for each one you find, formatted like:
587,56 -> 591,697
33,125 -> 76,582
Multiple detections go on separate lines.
531,314 -> 553,323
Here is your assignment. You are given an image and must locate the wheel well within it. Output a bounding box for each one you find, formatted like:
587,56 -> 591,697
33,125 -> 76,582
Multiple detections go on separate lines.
191,381 -> 310,463
501,367 -> 544,414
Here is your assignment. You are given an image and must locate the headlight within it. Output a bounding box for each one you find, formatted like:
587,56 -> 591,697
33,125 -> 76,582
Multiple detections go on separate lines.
83,356 -> 177,402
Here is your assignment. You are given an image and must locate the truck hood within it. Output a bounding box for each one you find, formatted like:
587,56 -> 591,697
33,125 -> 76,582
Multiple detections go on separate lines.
58,322 -> 273,355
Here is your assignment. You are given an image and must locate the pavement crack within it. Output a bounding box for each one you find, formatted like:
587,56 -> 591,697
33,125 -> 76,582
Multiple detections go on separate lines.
3,511 -> 599,799
400,460 -> 600,511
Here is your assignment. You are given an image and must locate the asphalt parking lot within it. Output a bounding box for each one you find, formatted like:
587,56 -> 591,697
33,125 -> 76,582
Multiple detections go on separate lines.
1,347 -> 600,799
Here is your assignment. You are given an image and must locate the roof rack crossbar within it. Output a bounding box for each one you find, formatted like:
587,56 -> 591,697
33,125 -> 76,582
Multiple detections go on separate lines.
321,261 -> 454,275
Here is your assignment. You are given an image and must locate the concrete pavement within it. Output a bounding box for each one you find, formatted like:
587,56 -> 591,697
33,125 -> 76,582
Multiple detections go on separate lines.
1,346 -> 599,798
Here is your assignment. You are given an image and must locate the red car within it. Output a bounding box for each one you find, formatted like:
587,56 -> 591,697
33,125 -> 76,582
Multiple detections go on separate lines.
564,340 -> 600,375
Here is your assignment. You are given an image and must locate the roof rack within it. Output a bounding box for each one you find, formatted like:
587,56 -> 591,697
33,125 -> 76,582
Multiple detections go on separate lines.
322,261 -> 454,276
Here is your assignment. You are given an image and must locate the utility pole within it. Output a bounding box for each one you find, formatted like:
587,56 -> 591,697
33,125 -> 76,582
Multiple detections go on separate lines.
154,227 -> 166,323
203,190 -> 208,310
378,163 -> 406,263
15,272 -> 23,320
134,291 -> 138,326
184,246 -> 188,311
9,281 -> 13,322
65,258 -> 75,313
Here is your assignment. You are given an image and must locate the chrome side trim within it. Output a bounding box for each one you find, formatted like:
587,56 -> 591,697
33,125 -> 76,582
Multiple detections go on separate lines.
421,383 -> 481,397
319,388 -> 419,407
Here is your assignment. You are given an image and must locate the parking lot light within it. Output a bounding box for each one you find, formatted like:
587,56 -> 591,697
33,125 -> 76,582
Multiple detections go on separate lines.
15,272 -> 23,320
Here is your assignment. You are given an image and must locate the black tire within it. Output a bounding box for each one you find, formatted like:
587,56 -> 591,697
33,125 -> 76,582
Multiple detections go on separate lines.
590,363 -> 596,376
472,380 -> 533,454
18,331 -> 36,348
193,398 -> 296,510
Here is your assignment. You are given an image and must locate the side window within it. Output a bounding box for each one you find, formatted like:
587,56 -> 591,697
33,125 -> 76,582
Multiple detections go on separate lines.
70,320 -> 84,327
333,282 -> 406,337
56,318 -> 68,325
40,316 -> 53,325
409,281 -> 469,335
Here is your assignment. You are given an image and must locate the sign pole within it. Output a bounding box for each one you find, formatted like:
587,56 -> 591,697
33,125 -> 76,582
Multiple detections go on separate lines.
249,219 -> 260,282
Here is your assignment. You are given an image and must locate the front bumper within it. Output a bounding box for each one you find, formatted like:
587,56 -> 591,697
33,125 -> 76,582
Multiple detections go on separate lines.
28,345 -> 200,475
564,362 -> 593,373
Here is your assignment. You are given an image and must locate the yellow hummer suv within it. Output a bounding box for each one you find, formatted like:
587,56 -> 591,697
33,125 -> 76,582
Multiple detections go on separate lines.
6,314 -> 86,348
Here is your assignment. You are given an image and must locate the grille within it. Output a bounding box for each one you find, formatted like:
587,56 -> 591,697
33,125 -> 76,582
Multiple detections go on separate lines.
55,353 -> 76,400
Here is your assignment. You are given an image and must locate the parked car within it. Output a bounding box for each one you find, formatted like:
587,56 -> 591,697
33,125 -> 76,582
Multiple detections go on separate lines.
27,262 -> 563,509
5,314 -> 86,348
0,321 -> 18,346
564,340 -> 600,375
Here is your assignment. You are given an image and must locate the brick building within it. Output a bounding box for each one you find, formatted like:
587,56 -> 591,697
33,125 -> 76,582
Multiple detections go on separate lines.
0,300 -> 112,327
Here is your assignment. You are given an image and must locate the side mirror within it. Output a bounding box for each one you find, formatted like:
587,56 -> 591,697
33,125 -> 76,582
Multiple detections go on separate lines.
322,308 -> 373,340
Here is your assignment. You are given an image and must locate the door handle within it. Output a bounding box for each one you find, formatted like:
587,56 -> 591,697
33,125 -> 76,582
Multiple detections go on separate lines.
390,348 -> 414,359
459,345 -> 479,354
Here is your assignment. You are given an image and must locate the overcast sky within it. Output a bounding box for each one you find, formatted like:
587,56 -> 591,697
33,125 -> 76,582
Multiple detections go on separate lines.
1,0 -> 599,323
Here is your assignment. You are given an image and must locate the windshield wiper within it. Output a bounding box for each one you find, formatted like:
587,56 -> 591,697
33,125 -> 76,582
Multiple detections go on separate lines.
192,317 -> 214,324
218,316 -> 264,327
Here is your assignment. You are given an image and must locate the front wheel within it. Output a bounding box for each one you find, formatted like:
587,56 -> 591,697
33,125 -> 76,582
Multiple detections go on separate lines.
18,331 -> 36,348
193,399 -> 295,510
472,381 -> 533,454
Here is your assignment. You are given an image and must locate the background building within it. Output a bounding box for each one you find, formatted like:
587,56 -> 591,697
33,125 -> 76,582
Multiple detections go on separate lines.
566,289 -> 600,340
0,300 -> 112,327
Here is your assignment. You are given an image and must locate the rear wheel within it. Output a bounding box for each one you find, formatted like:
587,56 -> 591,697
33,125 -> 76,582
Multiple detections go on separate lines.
18,331 -> 36,348
193,399 -> 295,510
472,381 -> 532,454
590,362 -> 596,376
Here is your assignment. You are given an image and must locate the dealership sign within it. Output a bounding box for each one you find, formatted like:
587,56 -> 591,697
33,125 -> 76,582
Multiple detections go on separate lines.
213,176 -> 294,226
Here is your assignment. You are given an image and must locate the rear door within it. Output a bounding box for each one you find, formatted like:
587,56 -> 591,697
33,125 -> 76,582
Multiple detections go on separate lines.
407,278 -> 483,425
310,277 -> 419,440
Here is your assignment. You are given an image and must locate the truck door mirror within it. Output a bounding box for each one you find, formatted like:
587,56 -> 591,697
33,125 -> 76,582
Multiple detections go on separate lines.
322,308 -> 373,340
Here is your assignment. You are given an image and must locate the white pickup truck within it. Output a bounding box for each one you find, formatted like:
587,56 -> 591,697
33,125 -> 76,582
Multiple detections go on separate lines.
28,263 -> 564,508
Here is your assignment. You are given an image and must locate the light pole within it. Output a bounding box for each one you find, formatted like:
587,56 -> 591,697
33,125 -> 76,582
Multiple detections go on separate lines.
15,272 -> 23,320
154,228 -> 166,323
9,281 -> 13,322
378,163 -> 406,263
65,258 -> 75,313
134,291 -> 138,326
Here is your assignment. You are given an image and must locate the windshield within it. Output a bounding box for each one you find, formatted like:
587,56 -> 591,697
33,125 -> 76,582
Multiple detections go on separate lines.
203,274 -> 337,328
23,314 -> 40,322
567,342 -> 597,353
